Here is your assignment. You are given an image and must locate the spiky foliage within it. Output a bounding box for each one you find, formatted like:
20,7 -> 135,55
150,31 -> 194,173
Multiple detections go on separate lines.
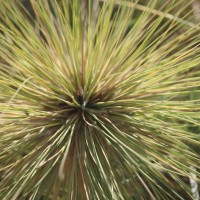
0,0 -> 200,199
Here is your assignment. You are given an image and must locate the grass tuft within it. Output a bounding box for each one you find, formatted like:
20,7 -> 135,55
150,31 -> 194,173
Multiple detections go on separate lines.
0,0 -> 200,199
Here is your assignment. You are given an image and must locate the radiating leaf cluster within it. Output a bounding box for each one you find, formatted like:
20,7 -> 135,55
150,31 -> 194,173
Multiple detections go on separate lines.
0,0 -> 200,199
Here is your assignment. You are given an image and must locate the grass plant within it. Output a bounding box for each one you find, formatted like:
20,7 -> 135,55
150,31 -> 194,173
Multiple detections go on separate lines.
0,0 -> 200,199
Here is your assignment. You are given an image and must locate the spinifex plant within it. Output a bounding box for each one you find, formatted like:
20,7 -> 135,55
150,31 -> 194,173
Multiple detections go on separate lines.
0,0 -> 200,199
